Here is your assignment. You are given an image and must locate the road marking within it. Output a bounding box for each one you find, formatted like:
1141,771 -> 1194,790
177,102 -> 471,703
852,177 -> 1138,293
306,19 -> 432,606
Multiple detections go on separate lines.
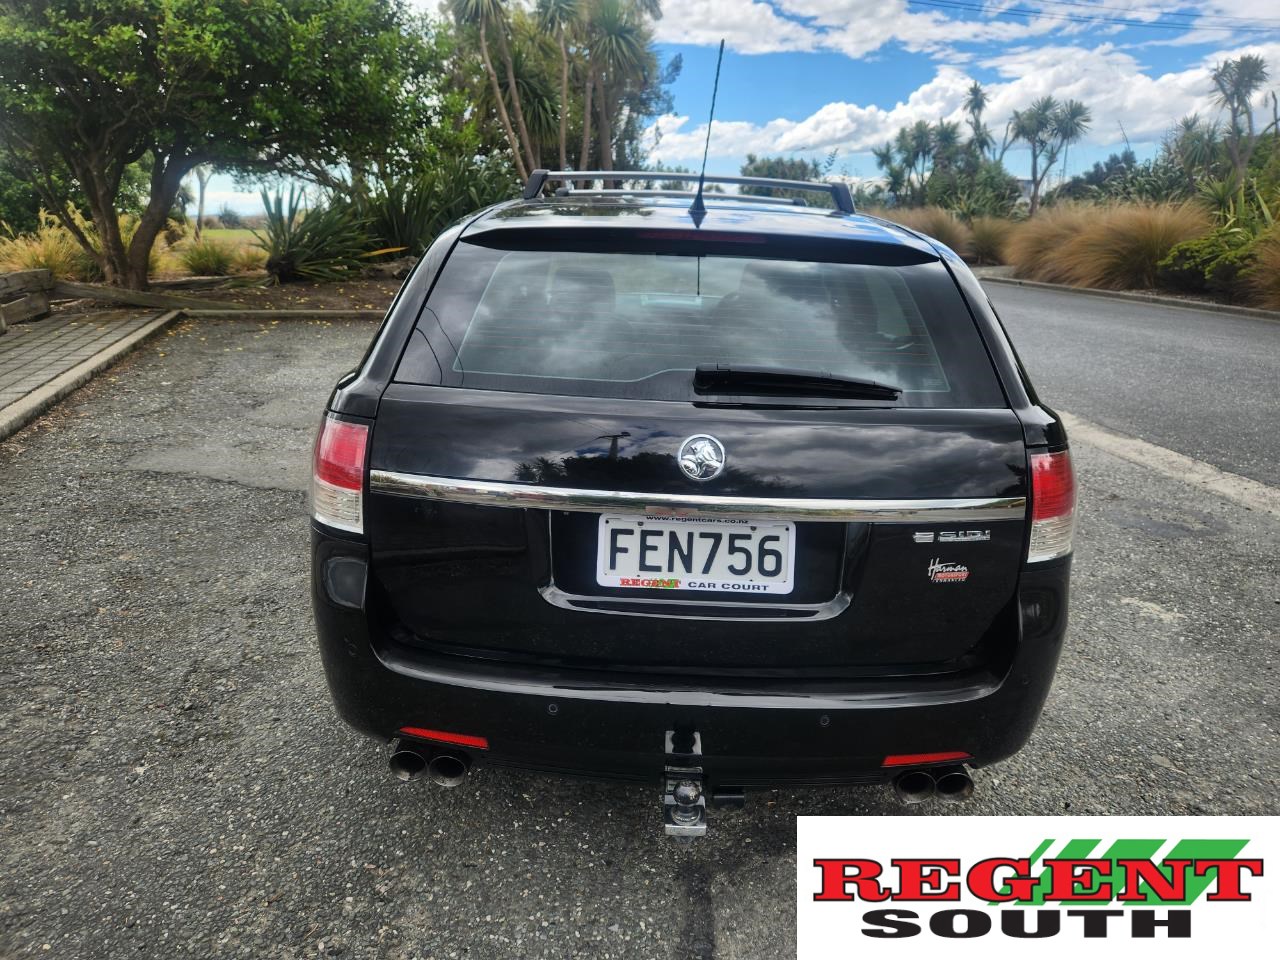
1061,411 -> 1280,520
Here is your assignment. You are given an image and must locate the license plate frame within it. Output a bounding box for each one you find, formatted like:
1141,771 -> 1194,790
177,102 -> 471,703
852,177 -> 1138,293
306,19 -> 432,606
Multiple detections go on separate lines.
595,514 -> 796,595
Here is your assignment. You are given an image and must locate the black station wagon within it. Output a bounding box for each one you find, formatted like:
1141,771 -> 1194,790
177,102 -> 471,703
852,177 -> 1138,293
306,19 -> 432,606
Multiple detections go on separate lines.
310,171 -> 1075,836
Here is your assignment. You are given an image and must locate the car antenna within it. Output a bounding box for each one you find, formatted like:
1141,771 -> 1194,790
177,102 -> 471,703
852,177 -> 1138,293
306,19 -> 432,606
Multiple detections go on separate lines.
688,39 -> 725,229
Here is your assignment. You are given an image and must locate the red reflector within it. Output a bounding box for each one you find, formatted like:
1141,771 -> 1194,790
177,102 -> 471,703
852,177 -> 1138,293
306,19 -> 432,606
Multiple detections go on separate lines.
1030,450 -> 1075,521
314,416 -> 368,491
882,751 -> 972,767
398,726 -> 489,750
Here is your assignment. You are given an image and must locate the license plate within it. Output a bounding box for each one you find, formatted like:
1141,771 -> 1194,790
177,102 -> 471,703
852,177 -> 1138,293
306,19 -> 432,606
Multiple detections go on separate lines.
595,514 -> 795,594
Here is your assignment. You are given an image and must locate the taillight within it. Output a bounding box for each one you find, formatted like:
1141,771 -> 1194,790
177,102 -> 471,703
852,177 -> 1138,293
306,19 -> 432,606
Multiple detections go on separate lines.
312,414 -> 368,533
1027,449 -> 1075,562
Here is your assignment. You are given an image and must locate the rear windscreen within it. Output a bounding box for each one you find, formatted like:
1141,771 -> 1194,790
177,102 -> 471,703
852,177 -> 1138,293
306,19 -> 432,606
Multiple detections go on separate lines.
396,241 -> 1006,407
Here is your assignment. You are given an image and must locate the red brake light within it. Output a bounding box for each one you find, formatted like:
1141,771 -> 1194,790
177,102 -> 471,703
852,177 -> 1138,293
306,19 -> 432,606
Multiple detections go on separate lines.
312,415 -> 368,533
1028,450 -> 1075,562
315,417 -> 368,490
398,726 -> 490,750
1031,450 -> 1074,521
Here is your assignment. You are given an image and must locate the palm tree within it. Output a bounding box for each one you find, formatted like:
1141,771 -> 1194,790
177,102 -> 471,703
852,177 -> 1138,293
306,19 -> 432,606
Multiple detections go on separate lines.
1167,114 -> 1220,193
585,0 -> 647,181
1012,96 -> 1058,215
1053,98 -> 1092,185
537,0 -> 579,171
451,0 -> 529,180
908,120 -> 933,200
931,120 -> 962,173
1212,54 -> 1272,181
964,81 -> 993,159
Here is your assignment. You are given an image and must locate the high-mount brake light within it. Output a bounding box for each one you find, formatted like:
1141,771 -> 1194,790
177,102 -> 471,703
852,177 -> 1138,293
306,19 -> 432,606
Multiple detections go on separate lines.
1027,449 -> 1075,562
313,415 -> 369,534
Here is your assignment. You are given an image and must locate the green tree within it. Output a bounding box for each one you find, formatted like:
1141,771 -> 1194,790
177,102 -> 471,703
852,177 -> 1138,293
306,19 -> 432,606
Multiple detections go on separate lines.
537,0 -> 580,171
586,0 -> 648,180
451,0 -> 537,179
0,0 -> 415,288
1212,55 -> 1274,182
739,155 -> 832,206
1011,96 -> 1091,215
964,82 -> 994,160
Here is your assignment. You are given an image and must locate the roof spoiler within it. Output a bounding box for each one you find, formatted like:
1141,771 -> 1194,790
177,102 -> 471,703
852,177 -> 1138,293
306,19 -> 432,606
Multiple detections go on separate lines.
523,170 -> 856,214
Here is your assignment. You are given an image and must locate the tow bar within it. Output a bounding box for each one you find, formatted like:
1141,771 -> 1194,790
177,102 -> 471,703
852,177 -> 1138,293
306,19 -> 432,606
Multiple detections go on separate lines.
663,729 -> 707,839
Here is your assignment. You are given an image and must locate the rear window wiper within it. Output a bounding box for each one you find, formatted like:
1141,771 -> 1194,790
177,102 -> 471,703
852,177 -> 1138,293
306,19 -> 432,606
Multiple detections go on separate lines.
693,364 -> 902,401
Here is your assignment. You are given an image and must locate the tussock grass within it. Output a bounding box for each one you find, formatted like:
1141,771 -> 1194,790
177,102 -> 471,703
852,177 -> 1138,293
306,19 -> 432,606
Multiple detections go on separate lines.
878,206 -> 973,259
180,238 -> 234,276
0,212 -> 88,278
1003,205 -> 1094,284
231,245 -> 267,273
1007,202 -> 1211,289
968,215 -> 1015,265
1246,227 -> 1280,310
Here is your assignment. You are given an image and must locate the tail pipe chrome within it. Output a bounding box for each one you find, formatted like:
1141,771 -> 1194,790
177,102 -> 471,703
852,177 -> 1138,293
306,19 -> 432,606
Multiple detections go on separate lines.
388,738 -> 428,782
427,750 -> 471,788
388,739 -> 472,787
892,769 -> 937,805
933,765 -> 975,803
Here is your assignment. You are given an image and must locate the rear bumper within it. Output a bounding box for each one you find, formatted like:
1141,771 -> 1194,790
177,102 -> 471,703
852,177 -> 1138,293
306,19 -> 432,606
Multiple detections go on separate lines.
312,526 -> 1069,788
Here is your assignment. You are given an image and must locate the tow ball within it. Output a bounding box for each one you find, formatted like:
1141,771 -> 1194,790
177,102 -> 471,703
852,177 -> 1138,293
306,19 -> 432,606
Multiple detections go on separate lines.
663,730 -> 707,839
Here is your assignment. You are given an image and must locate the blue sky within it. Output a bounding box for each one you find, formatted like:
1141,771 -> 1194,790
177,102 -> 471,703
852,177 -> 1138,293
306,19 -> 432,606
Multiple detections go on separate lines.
204,1 -> 1280,212
646,1 -> 1280,183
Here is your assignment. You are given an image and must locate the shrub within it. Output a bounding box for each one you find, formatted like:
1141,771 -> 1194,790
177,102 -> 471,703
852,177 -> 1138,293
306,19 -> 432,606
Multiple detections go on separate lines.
879,206 -> 973,259
232,245 -> 266,272
0,210 -> 161,282
180,238 -> 234,276
1158,228 -> 1261,301
968,216 -> 1014,265
1158,231 -> 1233,293
353,155 -> 518,256
0,211 -> 85,277
1003,205 -> 1095,284
254,187 -> 370,283
1055,202 -> 1211,290
217,204 -> 243,229
162,218 -> 187,246
1245,227 -> 1280,310
1007,202 -> 1211,289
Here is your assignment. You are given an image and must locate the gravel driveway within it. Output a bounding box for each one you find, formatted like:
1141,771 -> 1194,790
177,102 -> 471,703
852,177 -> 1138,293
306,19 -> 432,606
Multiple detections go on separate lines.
1,315 -> 1276,959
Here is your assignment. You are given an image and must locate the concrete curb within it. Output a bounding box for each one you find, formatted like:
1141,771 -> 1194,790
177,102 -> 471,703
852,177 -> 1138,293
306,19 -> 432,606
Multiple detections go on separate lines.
0,310 -> 181,443
980,275 -> 1280,323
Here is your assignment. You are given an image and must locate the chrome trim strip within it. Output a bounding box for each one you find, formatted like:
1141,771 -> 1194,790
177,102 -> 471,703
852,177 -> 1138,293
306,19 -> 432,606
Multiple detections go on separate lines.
369,470 -> 1026,523
539,585 -> 852,622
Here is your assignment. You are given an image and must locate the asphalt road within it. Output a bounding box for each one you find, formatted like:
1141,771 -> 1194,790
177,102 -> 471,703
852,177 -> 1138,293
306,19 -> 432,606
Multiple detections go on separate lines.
1,301 -> 1278,959
986,283 -> 1280,483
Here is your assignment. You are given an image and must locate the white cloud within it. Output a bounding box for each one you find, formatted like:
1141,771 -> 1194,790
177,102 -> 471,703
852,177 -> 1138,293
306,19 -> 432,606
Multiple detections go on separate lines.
652,0 -> 817,54
654,0 -> 1280,59
646,38 -> 1280,166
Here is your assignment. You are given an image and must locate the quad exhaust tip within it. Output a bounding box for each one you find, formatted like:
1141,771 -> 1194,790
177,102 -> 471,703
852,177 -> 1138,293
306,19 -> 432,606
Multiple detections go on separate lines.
934,765 -> 974,802
892,769 -> 936,805
388,739 -> 472,787
892,766 -> 974,805
427,751 -> 470,788
388,740 -> 428,782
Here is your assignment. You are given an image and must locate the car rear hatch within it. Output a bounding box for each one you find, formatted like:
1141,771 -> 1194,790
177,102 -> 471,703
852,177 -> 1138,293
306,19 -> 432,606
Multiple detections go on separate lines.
363,215 -> 1028,678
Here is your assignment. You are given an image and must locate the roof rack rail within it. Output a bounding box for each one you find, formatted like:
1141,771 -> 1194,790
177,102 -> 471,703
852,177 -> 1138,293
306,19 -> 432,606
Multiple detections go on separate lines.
523,170 -> 856,214
551,187 -> 809,207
